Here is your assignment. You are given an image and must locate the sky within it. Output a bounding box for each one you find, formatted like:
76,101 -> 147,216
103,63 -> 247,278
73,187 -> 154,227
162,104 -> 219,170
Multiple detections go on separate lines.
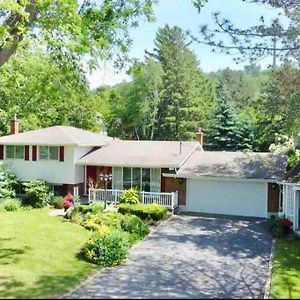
87,0 -> 288,89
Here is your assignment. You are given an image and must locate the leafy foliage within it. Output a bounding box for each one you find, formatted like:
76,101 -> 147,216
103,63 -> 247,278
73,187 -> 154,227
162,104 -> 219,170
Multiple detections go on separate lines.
0,198 -> 21,212
120,188 -> 139,205
22,180 -> 51,208
0,166 -> 17,202
50,197 -> 64,209
118,203 -> 168,222
0,49 -> 100,136
80,229 -> 129,267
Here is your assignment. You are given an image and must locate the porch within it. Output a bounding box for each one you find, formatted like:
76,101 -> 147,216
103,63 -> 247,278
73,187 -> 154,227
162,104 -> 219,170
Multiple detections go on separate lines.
88,188 -> 179,210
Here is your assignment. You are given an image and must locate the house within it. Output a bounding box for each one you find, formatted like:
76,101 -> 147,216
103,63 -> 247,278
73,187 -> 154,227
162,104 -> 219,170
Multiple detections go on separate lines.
0,117 -> 287,218
280,163 -> 300,230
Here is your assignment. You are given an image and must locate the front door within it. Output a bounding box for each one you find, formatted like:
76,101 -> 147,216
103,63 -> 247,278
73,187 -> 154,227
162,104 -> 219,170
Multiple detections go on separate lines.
86,166 -> 98,191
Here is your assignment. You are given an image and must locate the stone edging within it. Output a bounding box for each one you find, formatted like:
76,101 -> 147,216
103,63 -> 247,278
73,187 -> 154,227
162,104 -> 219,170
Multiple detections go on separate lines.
264,238 -> 275,299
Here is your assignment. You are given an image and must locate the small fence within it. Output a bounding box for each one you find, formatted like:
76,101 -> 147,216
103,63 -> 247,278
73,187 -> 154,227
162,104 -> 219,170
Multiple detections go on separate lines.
88,188 -> 178,210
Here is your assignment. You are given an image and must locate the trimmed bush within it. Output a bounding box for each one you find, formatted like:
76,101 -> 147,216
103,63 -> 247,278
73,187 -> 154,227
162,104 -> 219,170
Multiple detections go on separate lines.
0,199 -> 21,212
80,229 -> 129,267
51,197 -> 64,209
22,180 -> 51,208
120,188 -> 139,205
121,214 -> 149,236
81,212 -> 124,231
118,203 -> 168,221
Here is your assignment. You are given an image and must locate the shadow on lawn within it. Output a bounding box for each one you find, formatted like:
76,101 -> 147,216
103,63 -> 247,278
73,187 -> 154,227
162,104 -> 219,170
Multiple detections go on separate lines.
0,271 -> 92,299
0,237 -> 31,265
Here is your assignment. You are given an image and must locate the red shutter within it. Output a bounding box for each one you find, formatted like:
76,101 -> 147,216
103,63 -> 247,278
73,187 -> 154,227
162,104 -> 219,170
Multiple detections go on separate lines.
32,146 -> 37,161
59,146 -> 64,162
0,145 -> 3,160
25,145 -> 30,161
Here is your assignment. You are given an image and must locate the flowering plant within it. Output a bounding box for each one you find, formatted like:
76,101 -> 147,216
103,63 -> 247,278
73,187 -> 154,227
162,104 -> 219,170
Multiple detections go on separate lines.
281,219 -> 293,229
63,193 -> 74,211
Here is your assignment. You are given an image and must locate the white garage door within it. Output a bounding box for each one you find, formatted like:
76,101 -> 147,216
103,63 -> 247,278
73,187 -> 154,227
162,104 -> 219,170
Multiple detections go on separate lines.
186,179 -> 267,218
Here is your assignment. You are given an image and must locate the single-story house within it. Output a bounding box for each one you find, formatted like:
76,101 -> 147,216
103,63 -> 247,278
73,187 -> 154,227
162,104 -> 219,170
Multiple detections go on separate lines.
0,117 -> 287,218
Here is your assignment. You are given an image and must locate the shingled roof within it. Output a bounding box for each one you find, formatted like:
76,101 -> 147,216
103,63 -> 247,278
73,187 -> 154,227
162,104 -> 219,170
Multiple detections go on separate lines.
176,149 -> 287,180
77,140 -> 200,168
0,126 -> 113,146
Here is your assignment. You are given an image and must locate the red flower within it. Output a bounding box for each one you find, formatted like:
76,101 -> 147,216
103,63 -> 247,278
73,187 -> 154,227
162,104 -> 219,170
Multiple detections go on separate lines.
64,193 -> 74,202
281,219 -> 293,228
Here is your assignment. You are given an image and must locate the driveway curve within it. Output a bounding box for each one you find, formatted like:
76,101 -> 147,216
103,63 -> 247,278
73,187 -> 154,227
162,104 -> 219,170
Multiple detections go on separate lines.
66,214 -> 272,299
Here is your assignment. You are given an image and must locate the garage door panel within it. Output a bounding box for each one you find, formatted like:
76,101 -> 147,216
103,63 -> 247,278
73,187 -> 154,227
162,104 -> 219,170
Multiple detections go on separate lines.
186,179 -> 267,218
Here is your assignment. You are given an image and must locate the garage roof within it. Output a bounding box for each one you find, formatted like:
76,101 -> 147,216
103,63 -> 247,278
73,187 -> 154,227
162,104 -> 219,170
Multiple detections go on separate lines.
77,140 -> 200,168
176,149 -> 287,180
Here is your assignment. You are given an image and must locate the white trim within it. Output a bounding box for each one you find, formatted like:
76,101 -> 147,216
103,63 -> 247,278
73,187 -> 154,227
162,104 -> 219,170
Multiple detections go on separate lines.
164,173 -> 274,183
265,182 -> 269,218
179,144 -> 201,168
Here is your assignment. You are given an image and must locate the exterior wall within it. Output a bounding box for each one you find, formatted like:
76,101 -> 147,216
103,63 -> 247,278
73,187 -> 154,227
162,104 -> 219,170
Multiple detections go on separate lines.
3,145 -> 92,185
74,147 -> 94,184
186,178 -> 268,218
267,182 -> 280,213
62,183 -> 85,196
162,177 -> 186,205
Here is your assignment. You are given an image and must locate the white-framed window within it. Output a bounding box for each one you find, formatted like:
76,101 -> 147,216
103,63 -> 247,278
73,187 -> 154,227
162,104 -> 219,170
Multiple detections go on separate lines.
39,146 -> 59,160
6,145 -> 24,159
112,167 -> 160,192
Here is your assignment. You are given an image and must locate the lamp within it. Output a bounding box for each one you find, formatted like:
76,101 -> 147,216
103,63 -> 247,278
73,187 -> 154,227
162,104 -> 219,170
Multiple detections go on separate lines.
99,173 -> 113,208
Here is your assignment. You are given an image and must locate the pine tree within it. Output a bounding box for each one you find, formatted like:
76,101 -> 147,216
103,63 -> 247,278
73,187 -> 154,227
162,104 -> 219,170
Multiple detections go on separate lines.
148,25 -> 215,140
206,85 -> 240,151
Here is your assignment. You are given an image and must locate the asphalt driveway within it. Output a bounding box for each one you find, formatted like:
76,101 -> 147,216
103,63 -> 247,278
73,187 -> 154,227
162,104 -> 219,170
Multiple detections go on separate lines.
66,214 -> 273,299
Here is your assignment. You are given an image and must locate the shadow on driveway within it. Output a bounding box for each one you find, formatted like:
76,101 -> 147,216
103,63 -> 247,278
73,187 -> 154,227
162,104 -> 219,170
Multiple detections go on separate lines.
66,214 -> 272,299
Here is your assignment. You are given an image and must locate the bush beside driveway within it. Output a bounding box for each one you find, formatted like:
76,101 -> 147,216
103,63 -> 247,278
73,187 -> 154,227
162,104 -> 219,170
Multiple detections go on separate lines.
66,214 -> 273,299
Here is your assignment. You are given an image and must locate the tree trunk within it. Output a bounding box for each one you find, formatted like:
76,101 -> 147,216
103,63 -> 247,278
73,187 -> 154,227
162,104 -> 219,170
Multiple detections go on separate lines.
0,0 -> 37,68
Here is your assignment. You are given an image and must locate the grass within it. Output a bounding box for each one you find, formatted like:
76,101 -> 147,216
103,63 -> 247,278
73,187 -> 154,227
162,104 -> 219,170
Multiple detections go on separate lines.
270,238 -> 300,299
0,208 -> 96,299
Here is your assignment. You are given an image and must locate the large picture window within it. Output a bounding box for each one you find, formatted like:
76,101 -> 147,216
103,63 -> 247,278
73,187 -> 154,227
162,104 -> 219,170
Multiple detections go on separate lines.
39,146 -> 59,160
6,145 -> 24,159
113,167 -> 160,192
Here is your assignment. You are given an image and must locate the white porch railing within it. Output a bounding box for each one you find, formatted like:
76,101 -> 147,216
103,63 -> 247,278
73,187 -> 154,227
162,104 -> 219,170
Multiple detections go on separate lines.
88,188 -> 179,210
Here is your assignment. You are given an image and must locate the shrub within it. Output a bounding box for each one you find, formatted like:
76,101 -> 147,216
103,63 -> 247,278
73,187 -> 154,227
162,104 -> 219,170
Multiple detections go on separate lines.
66,203 -> 104,220
81,212 -> 124,231
118,203 -> 168,221
120,214 -> 149,237
120,188 -> 139,205
268,215 -> 293,238
22,180 -> 51,208
0,199 -> 21,212
0,166 -> 17,202
80,229 -> 129,267
51,197 -> 64,209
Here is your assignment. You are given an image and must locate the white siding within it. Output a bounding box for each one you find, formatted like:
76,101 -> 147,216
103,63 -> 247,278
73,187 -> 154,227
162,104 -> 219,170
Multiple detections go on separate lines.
186,178 -> 268,218
74,146 -> 94,184
3,145 -> 93,185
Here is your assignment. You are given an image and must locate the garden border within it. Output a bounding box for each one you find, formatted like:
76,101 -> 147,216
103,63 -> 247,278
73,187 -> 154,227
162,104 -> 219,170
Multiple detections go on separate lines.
60,214 -> 174,299
264,238 -> 275,299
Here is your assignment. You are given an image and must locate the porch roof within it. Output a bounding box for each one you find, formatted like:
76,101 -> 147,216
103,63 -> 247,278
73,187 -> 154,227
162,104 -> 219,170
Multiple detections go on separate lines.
176,149 -> 287,180
76,140 -> 200,168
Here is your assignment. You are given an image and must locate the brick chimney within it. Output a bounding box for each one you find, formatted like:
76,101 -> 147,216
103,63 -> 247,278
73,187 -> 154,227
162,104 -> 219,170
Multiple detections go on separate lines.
196,129 -> 203,146
11,114 -> 19,135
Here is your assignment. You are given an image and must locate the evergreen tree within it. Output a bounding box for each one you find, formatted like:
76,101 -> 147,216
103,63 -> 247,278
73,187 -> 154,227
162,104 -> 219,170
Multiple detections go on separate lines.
148,25 -> 215,140
206,85 -> 240,151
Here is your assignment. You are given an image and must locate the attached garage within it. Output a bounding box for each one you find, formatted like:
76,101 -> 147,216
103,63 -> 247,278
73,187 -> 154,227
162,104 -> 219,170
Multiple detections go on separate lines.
186,178 -> 268,218
175,150 -> 287,218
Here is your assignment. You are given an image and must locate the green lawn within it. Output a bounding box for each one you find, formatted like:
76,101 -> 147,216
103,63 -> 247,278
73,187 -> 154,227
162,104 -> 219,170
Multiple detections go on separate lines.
270,239 -> 300,299
0,208 -> 96,299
